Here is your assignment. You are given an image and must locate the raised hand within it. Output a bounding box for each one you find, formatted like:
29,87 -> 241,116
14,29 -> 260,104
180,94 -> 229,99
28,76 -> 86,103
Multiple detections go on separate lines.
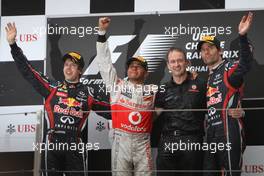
238,12 -> 253,36
228,108 -> 245,119
228,102 -> 245,119
98,17 -> 111,31
5,22 -> 17,45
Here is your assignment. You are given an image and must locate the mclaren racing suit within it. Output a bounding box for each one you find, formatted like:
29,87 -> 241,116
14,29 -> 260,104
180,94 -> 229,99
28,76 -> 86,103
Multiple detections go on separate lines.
10,43 -> 108,176
96,34 -> 156,176
203,35 -> 252,176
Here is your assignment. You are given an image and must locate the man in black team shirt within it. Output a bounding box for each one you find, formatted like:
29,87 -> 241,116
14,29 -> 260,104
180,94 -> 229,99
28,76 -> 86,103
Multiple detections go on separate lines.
197,12 -> 253,176
154,47 -> 244,176
5,22 -> 108,176
155,47 -> 207,176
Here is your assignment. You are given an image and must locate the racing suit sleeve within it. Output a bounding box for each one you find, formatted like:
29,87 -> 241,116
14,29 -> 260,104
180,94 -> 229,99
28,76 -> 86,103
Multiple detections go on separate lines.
226,34 -> 253,89
96,34 -> 119,88
10,43 -> 53,98
89,93 -> 111,119
91,101 -> 111,119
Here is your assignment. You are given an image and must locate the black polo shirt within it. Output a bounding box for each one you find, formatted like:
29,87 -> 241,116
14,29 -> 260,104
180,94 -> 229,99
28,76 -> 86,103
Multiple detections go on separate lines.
155,73 -> 207,133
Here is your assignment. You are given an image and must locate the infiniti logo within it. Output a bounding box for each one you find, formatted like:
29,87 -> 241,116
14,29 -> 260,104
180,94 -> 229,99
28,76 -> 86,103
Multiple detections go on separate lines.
60,116 -> 75,124
208,107 -> 216,116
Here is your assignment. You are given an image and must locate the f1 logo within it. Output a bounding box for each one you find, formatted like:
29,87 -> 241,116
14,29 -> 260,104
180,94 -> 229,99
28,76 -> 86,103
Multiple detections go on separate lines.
83,35 -> 136,75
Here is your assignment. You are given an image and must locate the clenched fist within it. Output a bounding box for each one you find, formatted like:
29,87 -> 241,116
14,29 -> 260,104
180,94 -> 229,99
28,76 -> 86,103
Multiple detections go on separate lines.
98,17 -> 111,31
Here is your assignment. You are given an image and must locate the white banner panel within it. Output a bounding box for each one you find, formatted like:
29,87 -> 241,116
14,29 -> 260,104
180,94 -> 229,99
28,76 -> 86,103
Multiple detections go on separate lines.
0,105 -> 43,152
46,0 -> 90,15
135,0 -> 179,12
0,0 -> 1,16
226,0 -> 264,9
242,146 -> 264,175
88,111 -> 111,149
0,15 -> 46,62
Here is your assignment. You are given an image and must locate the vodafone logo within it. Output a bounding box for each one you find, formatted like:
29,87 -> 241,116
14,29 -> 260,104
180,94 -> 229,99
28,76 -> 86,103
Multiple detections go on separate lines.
128,112 -> 142,125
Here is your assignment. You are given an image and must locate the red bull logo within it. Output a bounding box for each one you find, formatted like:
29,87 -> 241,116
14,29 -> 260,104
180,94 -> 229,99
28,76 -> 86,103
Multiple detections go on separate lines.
207,93 -> 222,106
207,86 -> 220,97
59,98 -> 82,107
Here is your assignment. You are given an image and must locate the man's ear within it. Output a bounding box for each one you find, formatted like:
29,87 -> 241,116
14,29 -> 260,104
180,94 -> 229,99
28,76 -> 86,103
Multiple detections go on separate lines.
79,68 -> 83,75
167,62 -> 172,73
186,59 -> 191,67
219,48 -> 223,55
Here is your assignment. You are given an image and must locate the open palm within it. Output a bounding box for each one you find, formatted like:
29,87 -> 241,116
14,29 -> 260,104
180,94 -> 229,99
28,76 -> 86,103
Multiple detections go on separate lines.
238,12 -> 253,35
5,22 -> 17,44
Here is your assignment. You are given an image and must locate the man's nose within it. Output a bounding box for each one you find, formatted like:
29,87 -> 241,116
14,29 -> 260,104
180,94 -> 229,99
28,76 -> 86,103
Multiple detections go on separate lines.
175,61 -> 180,67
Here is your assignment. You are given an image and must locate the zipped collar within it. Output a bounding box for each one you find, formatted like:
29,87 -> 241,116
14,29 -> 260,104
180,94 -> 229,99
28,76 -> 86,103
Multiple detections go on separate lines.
209,60 -> 225,74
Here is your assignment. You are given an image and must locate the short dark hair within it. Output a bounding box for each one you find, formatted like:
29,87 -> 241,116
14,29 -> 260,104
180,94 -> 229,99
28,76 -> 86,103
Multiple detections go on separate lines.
62,52 -> 85,69
166,47 -> 187,62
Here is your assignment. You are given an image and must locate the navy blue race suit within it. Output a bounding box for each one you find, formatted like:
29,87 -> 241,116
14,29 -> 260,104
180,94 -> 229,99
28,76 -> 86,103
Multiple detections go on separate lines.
204,35 -> 253,176
10,43 -> 108,176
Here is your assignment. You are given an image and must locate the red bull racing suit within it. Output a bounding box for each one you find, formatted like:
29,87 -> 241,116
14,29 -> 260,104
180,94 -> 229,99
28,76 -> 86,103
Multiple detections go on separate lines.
96,34 -> 156,176
203,35 -> 253,176
10,43 -> 108,176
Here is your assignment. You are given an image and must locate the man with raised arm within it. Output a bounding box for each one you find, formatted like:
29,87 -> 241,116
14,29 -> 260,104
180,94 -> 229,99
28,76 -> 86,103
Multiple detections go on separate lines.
96,17 -> 156,176
6,22 -> 108,176
197,12 -> 253,176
